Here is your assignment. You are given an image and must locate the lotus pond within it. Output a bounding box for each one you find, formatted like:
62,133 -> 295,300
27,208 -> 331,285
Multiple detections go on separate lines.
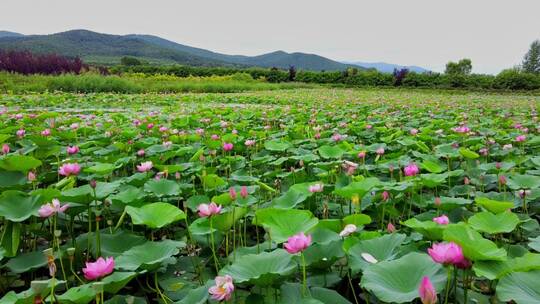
1,89 -> 540,304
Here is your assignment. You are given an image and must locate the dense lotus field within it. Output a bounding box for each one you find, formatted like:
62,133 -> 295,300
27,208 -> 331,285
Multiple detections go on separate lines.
1,89 -> 540,304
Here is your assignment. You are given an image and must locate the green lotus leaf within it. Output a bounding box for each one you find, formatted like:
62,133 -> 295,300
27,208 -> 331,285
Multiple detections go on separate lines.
318,145 -> 345,159
468,211 -> 520,234
126,203 -> 186,229
220,249 -> 296,286
254,208 -> 319,243
84,163 -> 118,175
55,284 -> 95,304
529,236 -> 540,252
273,188 -> 309,209
102,271 -> 139,294
475,197 -> 514,213
334,177 -> 380,199
144,179 -> 180,197
202,174 -> 226,189
347,233 -> 406,273
420,173 -> 447,188
0,155 -> 42,172
342,213 -> 371,227
360,252 -> 446,303
212,207 -> 247,231
115,240 -> 185,271
0,171 -> 27,188
506,174 -> 540,189
421,160 -> 444,173
264,140 -> 291,152
496,270 -> 540,303
402,217 -> 446,240
443,223 -> 506,261
459,147 -> 479,159
0,190 -> 42,222
79,229 -> 147,258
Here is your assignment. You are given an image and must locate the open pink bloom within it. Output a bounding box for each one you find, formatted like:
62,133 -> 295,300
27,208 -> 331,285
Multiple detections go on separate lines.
357,151 -> 366,159
284,232 -> 312,254
244,139 -> 256,147
58,163 -> 81,177
419,276 -> 438,304
309,183 -> 324,193
339,224 -> 357,237
38,199 -> 69,218
198,202 -> 222,217
376,147 -> 385,155
27,171 -> 36,182
208,275 -> 234,302
410,128 -> 419,136
240,186 -> 248,199
433,215 -> 449,225
211,134 -> 220,140
137,149 -> 145,157
16,129 -> 25,138
404,163 -> 420,176
343,160 -> 358,175
428,242 -> 466,266
516,135 -> 526,142
41,129 -> 51,136
453,125 -> 470,133
223,143 -> 234,151
82,257 -> 114,280
332,133 -> 342,142
137,161 -> 153,172
66,146 -> 79,155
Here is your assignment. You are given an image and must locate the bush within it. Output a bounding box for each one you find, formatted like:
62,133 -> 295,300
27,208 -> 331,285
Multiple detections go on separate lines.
0,50 -> 86,75
493,69 -> 540,90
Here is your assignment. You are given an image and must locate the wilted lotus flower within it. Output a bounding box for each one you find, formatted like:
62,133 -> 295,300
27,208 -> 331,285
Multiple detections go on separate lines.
309,183 -> 323,193
404,163 -> 419,176
39,199 -> 69,218
198,202 -> 222,217
339,224 -> 357,237
58,163 -> 81,177
66,146 -> 79,155
223,143 -> 234,151
419,276 -> 438,304
433,215 -> 449,225
208,275 -> 234,302
284,232 -> 312,254
82,257 -> 114,280
137,161 -> 153,172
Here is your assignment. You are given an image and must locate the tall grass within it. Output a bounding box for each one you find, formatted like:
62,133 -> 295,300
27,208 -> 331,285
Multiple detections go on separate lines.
0,72 -> 312,94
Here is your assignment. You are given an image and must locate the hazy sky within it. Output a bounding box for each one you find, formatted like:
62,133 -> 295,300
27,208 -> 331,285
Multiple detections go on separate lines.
2,0 -> 539,74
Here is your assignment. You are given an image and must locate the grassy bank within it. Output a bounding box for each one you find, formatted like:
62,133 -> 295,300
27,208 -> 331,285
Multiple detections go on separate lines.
0,72 -> 313,94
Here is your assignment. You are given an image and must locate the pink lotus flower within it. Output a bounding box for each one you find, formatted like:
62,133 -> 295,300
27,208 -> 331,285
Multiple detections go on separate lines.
58,163 -> 81,177
223,143 -> 234,151
284,232 -> 312,254
2,144 -> 9,154
41,129 -> 51,136
434,197 -> 442,206
357,151 -> 366,159
38,199 -> 69,218
27,171 -> 36,182
211,134 -> 220,140
70,123 -> 79,130
433,215 -> 449,225
159,126 -> 168,133
387,222 -> 396,233
342,160 -> 358,175
137,149 -> 145,157
381,191 -> 390,201
332,133 -> 342,142
229,187 -> 237,200
137,161 -> 153,172
147,123 -> 154,129
195,128 -> 205,135
404,163 -> 419,176
66,146 -> 79,155
453,125 -> 470,133
516,135 -> 526,142
419,276 -> 438,304
376,147 -> 385,156
339,224 -> 357,237
208,275 -> 234,302
314,133 -> 321,139
244,139 -> 256,147
82,257 -> 114,280
240,186 -> 248,199
16,129 -> 25,138
309,183 -> 323,193
410,128 -> 419,136
198,202 -> 222,217
428,242 -> 467,266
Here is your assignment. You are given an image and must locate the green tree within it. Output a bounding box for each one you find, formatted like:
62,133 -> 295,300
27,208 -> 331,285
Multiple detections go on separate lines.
120,56 -> 142,66
445,59 -> 472,75
522,40 -> 540,74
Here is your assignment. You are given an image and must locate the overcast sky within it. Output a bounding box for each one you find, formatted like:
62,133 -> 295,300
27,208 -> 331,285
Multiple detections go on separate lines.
2,0 -> 539,74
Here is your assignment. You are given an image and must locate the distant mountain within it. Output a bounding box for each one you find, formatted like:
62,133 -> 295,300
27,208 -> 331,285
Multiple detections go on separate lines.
0,29 -> 357,71
0,31 -> 24,38
345,61 -> 429,73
